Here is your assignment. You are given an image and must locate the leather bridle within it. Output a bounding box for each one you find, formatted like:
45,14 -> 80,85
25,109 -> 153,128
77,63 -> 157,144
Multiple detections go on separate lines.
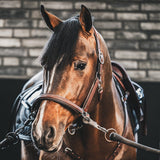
33,27 -> 104,116
32,28 -> 126,160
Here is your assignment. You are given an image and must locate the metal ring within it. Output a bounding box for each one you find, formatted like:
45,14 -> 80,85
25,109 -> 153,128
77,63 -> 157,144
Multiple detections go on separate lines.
99,51 -> 104,64
104,128 -> 117,143
68,124 -> 76,135
65,147 -> 72,152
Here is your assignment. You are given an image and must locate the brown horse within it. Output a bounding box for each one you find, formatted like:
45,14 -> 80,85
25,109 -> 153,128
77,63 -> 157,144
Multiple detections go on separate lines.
21,5 -> 137,160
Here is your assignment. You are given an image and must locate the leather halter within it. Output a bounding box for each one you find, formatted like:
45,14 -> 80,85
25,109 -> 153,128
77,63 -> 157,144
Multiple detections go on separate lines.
33,27 -> 104,114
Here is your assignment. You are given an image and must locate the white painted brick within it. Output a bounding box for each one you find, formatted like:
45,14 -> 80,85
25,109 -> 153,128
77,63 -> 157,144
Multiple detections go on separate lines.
150,34 -> 160,40
21,58 -> 40,67
2,10 -> 29,19
115,60 -> 138,69
0,67 -> 25,77
32,20 -> 38,28
23,1 -> 38,8
0,38 -> 20,47
115,51 -> 147,60
142,4 -> 160,11
149,13 -> 160,21
26,67 -> 41,77
117,13 -> 147,20
22,38 -> 47,47
0,48 -> 27,57
94,22 -> 121,29
127,70 -> 146,79
29,49 -> 42,57
107,40 -> 139,50
39,20 -> 46,28
92,12 -> 115,20
139,61 -> 160,69
148,71 -> 160,79
59,11 -> 75,19
108,4 -> 139,11
0,20 -> 4,27
5,19 -> 32,28
42,2 -> 73,10
101,31 -> 115,39
140,41 -> 160,50
3,57 -> 19,66
117,31 -> 147,40
141,23 -> 160,30
31,10 -> 41,19
14,29 -> 30,37
75,2 -> 106,9
149,52 -> 160,59
31,29 -> 51,38
124,22 -> 139,30
0,29 -> 12,37
0,1 -> 21,8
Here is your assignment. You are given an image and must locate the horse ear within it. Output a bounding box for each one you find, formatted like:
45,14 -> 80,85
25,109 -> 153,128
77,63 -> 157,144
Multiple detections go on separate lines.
41,5 -> 62,31
79,5 -> 92,33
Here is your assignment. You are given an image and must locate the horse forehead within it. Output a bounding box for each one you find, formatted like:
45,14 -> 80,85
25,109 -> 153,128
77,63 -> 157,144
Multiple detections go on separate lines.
76,36 -> 96,54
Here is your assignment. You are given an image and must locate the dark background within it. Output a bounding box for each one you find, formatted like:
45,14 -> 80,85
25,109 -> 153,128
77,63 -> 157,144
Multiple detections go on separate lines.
0,79 -> 159,160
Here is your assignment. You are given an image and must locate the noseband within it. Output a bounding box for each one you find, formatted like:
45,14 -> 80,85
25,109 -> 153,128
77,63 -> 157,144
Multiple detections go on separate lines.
33,27 -> 104,116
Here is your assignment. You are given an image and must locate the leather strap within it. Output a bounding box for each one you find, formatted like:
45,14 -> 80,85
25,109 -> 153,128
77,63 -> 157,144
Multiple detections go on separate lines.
82,27 -> 103,112
112,72 -> 126,92
33,94 -> 84,114
82,78 -> 99,112
106,142 -> 122,160
63,143 -> 82,160
106,75 -> 128,160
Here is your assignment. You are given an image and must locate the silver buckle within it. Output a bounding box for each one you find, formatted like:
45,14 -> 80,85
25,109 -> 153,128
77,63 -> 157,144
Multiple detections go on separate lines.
99,51 -> 104,64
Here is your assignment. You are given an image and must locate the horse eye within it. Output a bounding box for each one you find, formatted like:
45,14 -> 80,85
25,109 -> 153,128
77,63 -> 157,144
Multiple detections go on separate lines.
74,61 -> 87,70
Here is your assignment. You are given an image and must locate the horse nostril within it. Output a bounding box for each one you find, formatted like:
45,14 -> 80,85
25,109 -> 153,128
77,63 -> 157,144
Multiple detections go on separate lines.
45,126 -> 55,142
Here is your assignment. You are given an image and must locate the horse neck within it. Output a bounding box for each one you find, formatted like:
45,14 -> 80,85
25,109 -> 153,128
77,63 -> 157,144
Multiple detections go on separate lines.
96,77 -> 125,134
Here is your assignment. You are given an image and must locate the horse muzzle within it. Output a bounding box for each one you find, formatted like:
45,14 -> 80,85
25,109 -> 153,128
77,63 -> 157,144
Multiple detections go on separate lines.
31,123 -> 64,152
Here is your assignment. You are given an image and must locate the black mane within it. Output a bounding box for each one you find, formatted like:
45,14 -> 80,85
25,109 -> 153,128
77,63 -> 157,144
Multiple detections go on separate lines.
41,16 -> 81,70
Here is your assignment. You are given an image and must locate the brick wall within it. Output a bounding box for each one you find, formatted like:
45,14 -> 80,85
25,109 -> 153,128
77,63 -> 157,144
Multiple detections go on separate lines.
0,0 -> 160,81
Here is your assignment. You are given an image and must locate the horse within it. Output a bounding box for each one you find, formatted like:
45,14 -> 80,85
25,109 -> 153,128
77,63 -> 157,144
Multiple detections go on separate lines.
20,5 -> 139,160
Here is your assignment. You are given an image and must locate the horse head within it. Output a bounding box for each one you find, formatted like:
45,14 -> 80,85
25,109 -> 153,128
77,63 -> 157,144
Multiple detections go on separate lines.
31,5 -> 111,152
